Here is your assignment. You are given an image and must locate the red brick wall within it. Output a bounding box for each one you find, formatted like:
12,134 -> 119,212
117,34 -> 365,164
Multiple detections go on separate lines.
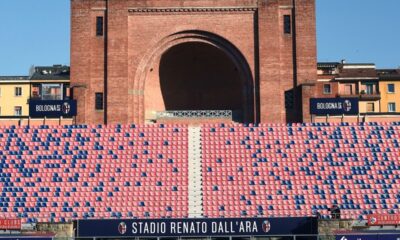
71,0 -> 317,124
71,0 -> 106,124
314,82 -> 339,98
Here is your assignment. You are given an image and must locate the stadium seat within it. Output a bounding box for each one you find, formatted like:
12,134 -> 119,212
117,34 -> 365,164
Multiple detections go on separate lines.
0,124 -> 189,223
201,123 -> 400,220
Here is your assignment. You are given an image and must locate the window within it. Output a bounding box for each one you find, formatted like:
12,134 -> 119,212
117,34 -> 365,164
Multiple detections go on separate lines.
388,103 -> 396,112
15,87 -> 22,96
283,15 -> 291,34
64,86 -> 71,100
96,16 -> 104,36
367,103 -> 374,112
285,90 -> 294,109
42,84 -> 63,100
14,106 -> 22,116
344,85 -> 353,95
95,92 -> 104,110
31,84 -> 40,99
365,84 -> 373,94
323,84 -> 331,94
388,84 -> 395,93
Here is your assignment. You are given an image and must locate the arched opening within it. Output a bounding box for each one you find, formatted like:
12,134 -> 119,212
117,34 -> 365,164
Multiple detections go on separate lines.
159,42 -> 245,121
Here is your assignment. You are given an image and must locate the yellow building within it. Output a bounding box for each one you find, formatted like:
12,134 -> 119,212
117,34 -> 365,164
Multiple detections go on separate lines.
379,76 -> 400,113
0,65 -> 70,118
359,100 -> 381,113
316,64 -> 400,119
0,77 -> 30,116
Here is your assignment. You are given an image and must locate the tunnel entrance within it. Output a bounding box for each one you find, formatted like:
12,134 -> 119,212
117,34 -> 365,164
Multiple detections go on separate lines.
159,42 -> 247,122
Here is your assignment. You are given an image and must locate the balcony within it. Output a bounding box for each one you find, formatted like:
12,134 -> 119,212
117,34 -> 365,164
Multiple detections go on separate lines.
359,92 -> 381,101
336,93 -> 359,98
336,91 -> 381,101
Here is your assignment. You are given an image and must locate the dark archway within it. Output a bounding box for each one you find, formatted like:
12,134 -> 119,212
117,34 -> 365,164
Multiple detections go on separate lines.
159,42 -> 245,121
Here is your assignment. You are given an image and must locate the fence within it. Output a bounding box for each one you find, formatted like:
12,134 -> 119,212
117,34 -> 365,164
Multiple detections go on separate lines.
156,110 -> 233,120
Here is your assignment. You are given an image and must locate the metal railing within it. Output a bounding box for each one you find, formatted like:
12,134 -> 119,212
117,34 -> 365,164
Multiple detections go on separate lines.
156,110 -> 233,119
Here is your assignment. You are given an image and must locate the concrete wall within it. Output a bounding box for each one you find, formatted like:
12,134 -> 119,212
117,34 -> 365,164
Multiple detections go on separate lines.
318,219 -> 354,240
36,223 -> 74,239
0,118 -> 74,126
313,114 -> 400,123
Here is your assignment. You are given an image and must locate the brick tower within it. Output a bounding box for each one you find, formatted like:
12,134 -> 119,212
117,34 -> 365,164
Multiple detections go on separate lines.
71,0 -> 317,124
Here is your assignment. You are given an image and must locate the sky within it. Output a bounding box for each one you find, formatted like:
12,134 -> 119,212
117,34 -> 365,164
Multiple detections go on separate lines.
316,0 -> 400,67
0,0 -> 399,75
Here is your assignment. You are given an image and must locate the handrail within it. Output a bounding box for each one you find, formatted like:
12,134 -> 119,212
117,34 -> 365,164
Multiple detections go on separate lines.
156,110 -> 233,119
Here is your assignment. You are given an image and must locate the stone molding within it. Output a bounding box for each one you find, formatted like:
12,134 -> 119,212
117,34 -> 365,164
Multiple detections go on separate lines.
128,7 -> 257,14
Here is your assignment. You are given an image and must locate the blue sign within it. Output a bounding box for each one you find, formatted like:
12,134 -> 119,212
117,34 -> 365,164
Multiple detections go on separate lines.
29,100 -> 77,118
76,217 -> 317,237
336,234 -> 400,240
310,98 -> 359,115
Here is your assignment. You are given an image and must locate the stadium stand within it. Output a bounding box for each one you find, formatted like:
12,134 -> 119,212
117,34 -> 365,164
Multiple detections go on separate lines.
0,124 -> 188,223
0,122 -> 399,223
202,122 -> 400,220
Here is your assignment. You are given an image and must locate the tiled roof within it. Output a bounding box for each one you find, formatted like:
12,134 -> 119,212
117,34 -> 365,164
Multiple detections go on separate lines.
337,68 -> 377,79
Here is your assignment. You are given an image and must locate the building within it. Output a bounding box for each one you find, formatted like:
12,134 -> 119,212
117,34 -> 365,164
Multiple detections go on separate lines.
335,63 -> 380,114
29,65 -> 71,101
378,69 -> 400,113
0,76 -> 30,117
0,65 -> 71,125
71,0 -> 317,124
312,62 -> 400,122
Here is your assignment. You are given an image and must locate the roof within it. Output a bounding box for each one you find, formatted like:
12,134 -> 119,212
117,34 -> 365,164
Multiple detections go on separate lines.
0,76 -> 29,81
0,65 -> 70,82
317,62 -> 340,68
376,69 -> 400,80
342,63 -> 375,66
376,68 -> 400,80
29,65 -> 70,80
376,69 -> 399,74
379,76 -> 400,81
337,68 -> 378,79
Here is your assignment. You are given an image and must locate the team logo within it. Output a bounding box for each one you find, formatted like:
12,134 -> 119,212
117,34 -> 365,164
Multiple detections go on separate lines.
118,222 -> 127,235
340,236 -> 347,240
62,102 -> 71,114
343,100 -> 352,112
262,220 -> 271,233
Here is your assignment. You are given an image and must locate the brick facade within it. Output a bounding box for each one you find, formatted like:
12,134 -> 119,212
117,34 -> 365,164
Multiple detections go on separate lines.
71,0 -> 317,124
